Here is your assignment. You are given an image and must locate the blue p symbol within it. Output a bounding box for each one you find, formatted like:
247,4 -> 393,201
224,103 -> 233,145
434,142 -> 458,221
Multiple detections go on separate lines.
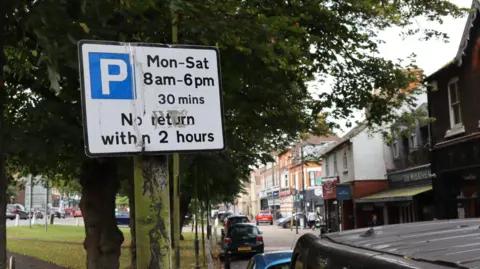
88,52 -> 135,99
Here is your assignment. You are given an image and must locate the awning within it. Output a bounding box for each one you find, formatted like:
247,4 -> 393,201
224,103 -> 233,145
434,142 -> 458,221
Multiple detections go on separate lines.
355,185 -> 432,204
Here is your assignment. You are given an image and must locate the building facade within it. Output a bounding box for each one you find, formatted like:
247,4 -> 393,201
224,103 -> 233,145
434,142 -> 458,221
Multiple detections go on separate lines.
356,103 -> 434,225
321,124 -> 391,231
256,135 -> 338,218
427,2 -> 480,219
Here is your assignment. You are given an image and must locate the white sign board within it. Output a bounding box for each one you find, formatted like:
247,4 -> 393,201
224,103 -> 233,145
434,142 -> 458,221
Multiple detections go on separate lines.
78,40 -> 225,156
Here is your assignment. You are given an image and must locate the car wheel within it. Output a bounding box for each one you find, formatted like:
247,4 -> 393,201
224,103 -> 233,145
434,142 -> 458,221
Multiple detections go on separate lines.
270,221 -> 273,225
9,218 -> 13,220
284,222 -> 290,229
256,222 -> 259,226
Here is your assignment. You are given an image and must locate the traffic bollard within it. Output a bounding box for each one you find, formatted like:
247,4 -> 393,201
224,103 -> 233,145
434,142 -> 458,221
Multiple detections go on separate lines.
14,214 -> 19,227
50,214 -> 55,225
31,214 -> 36,225
76,217 -> 80,226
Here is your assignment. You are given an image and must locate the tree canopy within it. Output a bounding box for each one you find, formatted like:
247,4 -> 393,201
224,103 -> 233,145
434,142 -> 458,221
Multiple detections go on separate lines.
0,0 -> 468,267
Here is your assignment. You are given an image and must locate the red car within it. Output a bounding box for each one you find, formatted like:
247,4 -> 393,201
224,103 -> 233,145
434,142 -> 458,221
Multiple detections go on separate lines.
255,212 -> 273,225
73,210 -> 83,218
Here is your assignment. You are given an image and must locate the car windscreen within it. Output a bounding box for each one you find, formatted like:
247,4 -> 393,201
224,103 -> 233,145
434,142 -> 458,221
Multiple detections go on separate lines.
268,263 -> 289,269
228,226 -> 259,238
6,205 -> 14,211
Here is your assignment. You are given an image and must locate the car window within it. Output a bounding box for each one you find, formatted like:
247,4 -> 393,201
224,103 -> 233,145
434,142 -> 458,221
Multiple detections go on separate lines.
246,259 -> 255,269
230,217 -> 248,225
294,254 -> 304,269
229,226 -> 259,237
268,262 -> 289,269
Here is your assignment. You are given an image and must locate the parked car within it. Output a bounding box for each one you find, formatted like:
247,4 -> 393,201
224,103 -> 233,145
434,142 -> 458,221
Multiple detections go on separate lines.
50,207 -> 66,218
221,212 -> 233,224
246,251 -> 292,269
291,219 -> 480,268
222,223 -> 264,257
255,212 -> 273,225
222,215 -> 250,239
115,210 -> 130,226
6,204 -> 28,220
73,210 -> 83,218
276,213 -> 306,228
28,209 -> 44,219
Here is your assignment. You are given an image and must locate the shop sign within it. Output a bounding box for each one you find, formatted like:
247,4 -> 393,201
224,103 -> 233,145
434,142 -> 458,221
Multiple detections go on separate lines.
388,164 -> 432,187
273,191 -> 279,197
279,190 -> 290,197
314,188 -> 323,197
322,177 -> 338,200
336,185 -> 351,201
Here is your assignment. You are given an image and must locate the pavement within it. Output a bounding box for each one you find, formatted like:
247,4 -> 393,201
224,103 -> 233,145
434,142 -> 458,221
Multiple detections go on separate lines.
7,252 -> 67,269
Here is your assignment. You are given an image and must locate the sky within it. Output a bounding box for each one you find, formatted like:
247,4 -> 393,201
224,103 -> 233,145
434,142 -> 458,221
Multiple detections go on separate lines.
311,0 -> 471,136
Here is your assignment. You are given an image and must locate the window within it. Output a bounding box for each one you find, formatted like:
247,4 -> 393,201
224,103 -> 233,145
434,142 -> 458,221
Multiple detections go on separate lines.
325,159 -> 330,176
309,171 -> 315,186
410,133 -> 417,150
343,150 -> 348,171
392,142 -> 399,158
246,260 -> 256,269
274,173 -> 279,186
284,173 -> 288,188
333,154 -> 338,173
448,77 -> 462,127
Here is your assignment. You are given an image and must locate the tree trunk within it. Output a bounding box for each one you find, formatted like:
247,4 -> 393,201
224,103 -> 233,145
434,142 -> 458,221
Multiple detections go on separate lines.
80,159 -> 124,269
179,192 -> 191,240
127,169 -> 136,269
0,0 -> 8,267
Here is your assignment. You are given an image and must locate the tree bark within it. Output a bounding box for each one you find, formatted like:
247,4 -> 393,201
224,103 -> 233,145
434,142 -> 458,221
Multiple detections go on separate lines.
80,159 -> 124,269
127,169 -> 136,269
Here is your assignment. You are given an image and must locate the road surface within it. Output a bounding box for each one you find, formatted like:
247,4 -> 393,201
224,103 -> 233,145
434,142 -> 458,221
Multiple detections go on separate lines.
228,224 -> 314,269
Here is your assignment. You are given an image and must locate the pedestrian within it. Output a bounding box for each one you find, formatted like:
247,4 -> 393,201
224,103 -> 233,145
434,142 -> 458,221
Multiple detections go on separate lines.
371,214 -> 381,226
308,211 -> 316,228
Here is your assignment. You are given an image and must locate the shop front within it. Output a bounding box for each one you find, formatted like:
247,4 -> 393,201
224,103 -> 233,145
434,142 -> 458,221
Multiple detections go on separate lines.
432,137 -> 480,219
322,176 -> 339,232
336,184 -> 354,231
355,164 -> 433,225
259,191 -> 268,211
267,190 -> 281,217
279,188 -> 293,217
304,187 -> 324,213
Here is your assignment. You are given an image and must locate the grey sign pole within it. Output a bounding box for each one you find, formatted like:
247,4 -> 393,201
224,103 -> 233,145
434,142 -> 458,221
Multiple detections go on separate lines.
45,180 -> 48,231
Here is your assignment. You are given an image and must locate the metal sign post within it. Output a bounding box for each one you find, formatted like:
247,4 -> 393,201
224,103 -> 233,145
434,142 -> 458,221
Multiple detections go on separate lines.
77,40 -> 225,269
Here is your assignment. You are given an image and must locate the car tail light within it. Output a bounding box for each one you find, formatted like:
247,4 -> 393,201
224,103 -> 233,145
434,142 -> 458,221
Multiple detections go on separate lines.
224,238 -> 232,243
248,218 -> 251,222
256,236 -> 263,244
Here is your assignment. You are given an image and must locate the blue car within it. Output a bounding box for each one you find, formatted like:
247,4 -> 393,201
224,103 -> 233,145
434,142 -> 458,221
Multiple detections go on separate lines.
115,210 -> 130,226
245,250 -> 292,269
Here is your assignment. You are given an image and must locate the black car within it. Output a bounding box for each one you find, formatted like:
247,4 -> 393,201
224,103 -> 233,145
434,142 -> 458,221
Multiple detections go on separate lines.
291,218 -> 480,268
223,223 -> 264,257
222,215 -> 251,239
6,204 -> 28,220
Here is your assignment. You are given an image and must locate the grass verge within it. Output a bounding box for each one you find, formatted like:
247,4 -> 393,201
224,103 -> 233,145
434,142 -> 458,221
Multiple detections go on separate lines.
7,225 -> 214,269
